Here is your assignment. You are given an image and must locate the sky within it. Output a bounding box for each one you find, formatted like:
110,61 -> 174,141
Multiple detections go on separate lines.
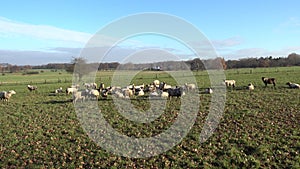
1,0 -> 300,65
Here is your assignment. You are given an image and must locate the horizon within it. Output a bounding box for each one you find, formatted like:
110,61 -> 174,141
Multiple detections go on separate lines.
1,1 -> 300,65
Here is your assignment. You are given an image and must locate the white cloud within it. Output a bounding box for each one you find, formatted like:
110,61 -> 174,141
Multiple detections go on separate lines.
0,17 -> 92,44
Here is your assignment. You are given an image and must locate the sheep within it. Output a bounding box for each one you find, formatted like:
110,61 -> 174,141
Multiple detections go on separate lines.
167,87 -> 184,98
99,82 -> 105,91
153,80 -> 160,87
160,91 -> 169,98
262,77 -> 276,88
114,90 -> 125,98
184,83 -> 196,91
247,83 -> 255,90
101,89 -> 109,99
27,85 -> 37,92
0,90 -> 16,102
205,88 -> 213,94
122,88 -> 134,98
84,83 -> 97,89
134,88 -> 145,96
144,84 -> 156,93
286,82 -> 300,89
55,87 -> 63,94
159,82 -> 172,91
89,89 -> 100,100
66,87 -> 77,95
72,91 -> 86,103
223,80 -> 236,88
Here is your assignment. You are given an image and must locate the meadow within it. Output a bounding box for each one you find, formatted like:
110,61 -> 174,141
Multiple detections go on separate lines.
0,67 -> 299,168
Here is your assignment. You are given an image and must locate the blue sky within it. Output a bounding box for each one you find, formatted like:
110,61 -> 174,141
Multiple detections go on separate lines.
1,0 -> 300,65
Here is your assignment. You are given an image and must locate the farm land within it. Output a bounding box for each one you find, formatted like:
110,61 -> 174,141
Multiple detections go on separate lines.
0,66 -> 299,168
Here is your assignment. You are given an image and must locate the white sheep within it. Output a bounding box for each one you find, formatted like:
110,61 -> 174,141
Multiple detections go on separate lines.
89,89 -> 100,100
184,83 -> 196,91
73,90 -> 86,103
66,87 -> 78,95
160,91 -> 169,98
224,80 -> 236,88
153,80 -> 160,87
247,83 -> 255,90
0,90 -> 16,102
286,82 -> 300,89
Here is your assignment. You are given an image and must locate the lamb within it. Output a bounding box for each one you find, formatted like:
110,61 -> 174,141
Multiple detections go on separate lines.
223,80 -> 236,88
286,82 -> 300,89
262,77 -> 276,88
27,85 -> 37,92
0,90 -> 16,102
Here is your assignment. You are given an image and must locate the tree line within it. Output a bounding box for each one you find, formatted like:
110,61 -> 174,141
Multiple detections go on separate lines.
1,53 -> 299,73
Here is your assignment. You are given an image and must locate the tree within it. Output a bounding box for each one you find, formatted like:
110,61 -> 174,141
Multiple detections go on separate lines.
66,57 -> 92,81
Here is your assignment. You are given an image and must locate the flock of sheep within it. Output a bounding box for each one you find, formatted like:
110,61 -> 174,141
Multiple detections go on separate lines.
0,77 -> 299,102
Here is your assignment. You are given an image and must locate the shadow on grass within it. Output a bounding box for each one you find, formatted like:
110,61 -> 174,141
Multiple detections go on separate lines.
42,99 -> 73,104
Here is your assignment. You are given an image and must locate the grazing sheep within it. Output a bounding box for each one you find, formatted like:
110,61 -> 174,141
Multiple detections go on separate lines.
122,88 -> 134,98
114,91 -> 125,98
262,77 -> 276,88
184,83 -> 196,91
55,87 -> 63,94
66,87 -> 78,95
224,80 -> 236,88
84,83 -> 97,89
27,85 -> 37,92
144,84 -> 156,93
247,83 -> 255,90
73,91 -> 86,103
205,88 -> 213,94
286,82 -> 300,89
89,89 -> 100,100
0,90 -> 16,102
167,87 -> 184,98
134,88 -> 145,96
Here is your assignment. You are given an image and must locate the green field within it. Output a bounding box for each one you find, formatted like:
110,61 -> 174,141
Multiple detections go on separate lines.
0,67 -> 299,168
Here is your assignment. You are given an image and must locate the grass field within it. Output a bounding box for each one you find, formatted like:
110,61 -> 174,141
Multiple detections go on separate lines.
0,67 -> 299,168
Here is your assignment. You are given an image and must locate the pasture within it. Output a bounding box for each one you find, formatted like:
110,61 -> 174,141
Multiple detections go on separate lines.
0,67 -> 299,168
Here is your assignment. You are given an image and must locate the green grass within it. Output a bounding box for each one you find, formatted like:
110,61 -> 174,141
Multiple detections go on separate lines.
0,67 -> 299,168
